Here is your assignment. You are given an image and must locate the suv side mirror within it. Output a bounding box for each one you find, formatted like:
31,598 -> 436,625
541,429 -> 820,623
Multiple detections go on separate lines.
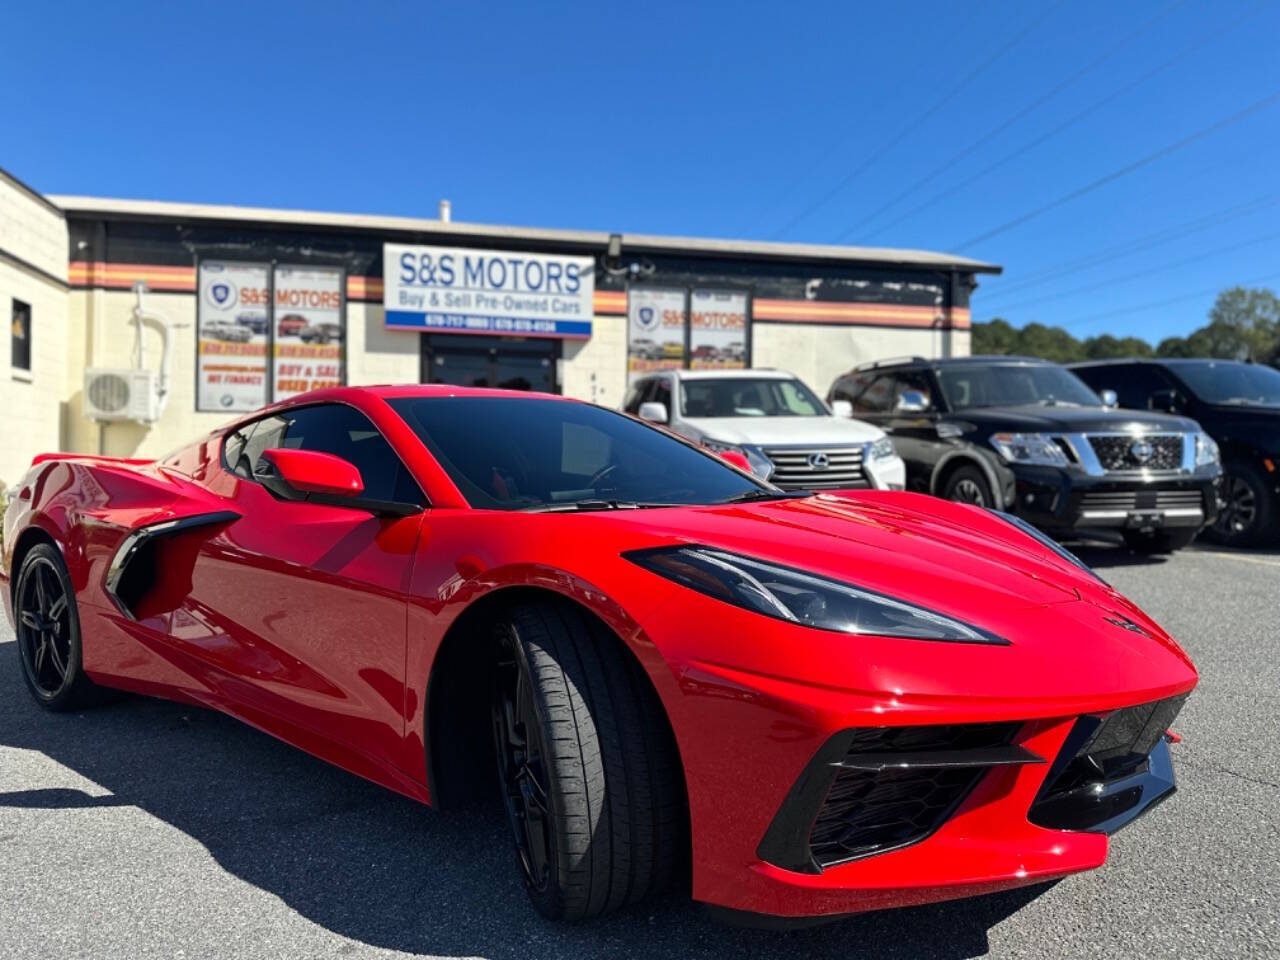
1099,389 -> 1118,409
831,399 -> 854,418
1148,389 -> 1180,413
895,390 -> 929,414
638,401 -> 669,424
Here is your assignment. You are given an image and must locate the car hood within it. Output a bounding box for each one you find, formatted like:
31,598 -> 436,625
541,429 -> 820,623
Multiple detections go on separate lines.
681,415 -> 884,445
951,404 -> 1198,433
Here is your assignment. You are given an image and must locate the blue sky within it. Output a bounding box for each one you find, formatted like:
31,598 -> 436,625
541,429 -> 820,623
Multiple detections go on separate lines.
3,0 -> 1277,344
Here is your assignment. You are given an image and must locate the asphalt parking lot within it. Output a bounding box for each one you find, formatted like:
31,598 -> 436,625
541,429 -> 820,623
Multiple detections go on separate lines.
2,542 -> 1278,960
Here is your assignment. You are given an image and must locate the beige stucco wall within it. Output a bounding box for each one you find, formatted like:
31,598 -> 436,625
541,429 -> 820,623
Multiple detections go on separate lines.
0,175 -> 68,488
753,322 -> 969,398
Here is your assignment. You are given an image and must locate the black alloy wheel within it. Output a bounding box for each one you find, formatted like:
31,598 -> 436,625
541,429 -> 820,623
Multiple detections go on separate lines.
943,464 -> 994,508
14,544 -> 99,710
491,636 -> 555,898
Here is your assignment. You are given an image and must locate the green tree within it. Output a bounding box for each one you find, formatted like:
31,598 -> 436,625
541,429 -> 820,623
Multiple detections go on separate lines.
971,317 -> 1019,355
1082,335 -> 1154,360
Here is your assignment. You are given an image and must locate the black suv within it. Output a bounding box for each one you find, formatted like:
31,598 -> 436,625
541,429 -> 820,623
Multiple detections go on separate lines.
1071,358 -> 1280,546
827,356 -> 1222,552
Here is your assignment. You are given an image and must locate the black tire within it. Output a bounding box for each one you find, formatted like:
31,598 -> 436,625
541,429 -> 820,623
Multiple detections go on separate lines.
490,601 -> 684,921
1205,461 -> 1276,548
942,464 -> 995,508
13,543 -> 102,711
1122,527 -> 1199,554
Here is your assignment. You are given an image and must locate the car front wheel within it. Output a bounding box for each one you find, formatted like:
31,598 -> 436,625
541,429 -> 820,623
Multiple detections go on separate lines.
490,601 -> 684,920
942,464 -> 995,508
1207,462 -> 1276,547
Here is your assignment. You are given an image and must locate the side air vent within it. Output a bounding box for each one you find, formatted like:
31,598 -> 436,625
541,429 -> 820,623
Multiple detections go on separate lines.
105,512 -> 240,619
757,722 -> 1040,874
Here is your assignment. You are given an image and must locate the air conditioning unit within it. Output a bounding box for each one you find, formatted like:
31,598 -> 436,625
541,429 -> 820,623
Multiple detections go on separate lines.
84,368 -> 160,422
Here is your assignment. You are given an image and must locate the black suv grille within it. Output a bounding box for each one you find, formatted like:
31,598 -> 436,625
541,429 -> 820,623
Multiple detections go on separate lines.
808,723 -> 1019,868
1087,434 -> 1182,471
1029,694 -> 1186,832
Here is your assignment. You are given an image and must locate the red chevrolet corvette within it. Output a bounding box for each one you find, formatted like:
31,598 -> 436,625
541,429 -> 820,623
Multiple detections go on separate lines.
2,385 -> 1195,924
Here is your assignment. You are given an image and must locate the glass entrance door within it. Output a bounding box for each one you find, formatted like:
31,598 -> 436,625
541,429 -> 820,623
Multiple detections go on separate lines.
421,334 -> 559,393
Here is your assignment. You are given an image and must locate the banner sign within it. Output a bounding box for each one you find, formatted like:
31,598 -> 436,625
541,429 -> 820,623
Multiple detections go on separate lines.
384,243 -> 595,339
272,265 -> 344,401
627,288 -> 686,383
690,290 -> 748,369
197,261 -> 269,412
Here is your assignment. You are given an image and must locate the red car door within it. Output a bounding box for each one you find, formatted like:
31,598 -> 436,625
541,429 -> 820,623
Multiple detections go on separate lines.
183,402 -> 427,783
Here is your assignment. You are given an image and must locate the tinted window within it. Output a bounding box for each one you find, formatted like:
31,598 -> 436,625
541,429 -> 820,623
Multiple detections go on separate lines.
389,396 -> 764,510
679,377 -> 825,417
651,378 -> 672,418
237,404 -> 422,503
1169,360 -> 1280,407
11,299 -> 31,372
622,379 -> 651,414
937,364 -> 1100,409
1078,364 -> 1171,410
885,370 -> 935,411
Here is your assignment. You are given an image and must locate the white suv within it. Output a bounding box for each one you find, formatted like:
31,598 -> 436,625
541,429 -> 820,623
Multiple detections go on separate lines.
622,369 -> 906,491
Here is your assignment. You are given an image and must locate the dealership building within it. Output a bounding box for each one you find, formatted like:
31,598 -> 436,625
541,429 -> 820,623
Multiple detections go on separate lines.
0,164 -> 999,487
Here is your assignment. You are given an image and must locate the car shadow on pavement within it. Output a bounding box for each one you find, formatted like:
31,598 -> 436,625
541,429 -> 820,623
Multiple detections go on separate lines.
0,646 -> 1052,960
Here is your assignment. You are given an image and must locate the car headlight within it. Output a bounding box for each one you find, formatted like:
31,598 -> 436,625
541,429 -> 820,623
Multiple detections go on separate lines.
867,436 -> 896,461
989,432 -> 1069,467
625,546 -> 1008,644
995,511 -> 1107,586
701,439 -> 774,480
1195,431 -> 1219,467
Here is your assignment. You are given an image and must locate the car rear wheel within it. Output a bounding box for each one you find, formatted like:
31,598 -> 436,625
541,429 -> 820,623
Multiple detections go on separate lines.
1206,462 -> 1275,547
942,464 -> 994,508
490,601 -> 684,920
13,544 -> 101,711
1122,528 -> 1199,554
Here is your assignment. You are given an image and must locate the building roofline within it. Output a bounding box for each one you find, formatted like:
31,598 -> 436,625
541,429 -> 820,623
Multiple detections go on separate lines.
0,167 -> 66,219
46,194 -> 1002,274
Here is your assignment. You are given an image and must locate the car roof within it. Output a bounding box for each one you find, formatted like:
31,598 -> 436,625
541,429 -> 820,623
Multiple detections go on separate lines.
655,368 -> 799,381
1069,357 -> 1247,368
852,355 -> 1051,373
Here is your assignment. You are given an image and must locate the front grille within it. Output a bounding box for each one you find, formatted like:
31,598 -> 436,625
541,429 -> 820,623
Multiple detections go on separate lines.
808,723 -> 1019,868
1079,489 -> 1204,513
764,445 -> 867,490
1029,694 -> 1186,832
1087,434 -> 1183,472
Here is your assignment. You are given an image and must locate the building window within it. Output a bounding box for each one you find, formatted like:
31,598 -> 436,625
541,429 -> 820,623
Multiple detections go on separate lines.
11,299 -> 32,372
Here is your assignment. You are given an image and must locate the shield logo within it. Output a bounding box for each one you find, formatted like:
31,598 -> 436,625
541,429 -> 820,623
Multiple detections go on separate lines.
1129,438 -> 1154,464
211,283 -> 231,305
808,452 -> 830,470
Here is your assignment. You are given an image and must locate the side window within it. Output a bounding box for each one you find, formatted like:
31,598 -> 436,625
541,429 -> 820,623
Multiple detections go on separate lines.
849,374 -> 894,414
623,379 -> 651,414
651,378 -> 672,419
887,370 -> 935,411
1109,366 -> 1169,410
221,425 -> 254,479
239,404 -> 423,504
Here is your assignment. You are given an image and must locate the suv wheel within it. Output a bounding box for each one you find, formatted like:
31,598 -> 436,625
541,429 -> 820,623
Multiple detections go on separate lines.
942,464 -> 994,508
1206,462 -> 1275,547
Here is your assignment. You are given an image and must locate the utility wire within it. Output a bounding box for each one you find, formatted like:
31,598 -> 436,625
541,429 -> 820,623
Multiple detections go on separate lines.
984,190 -> 1280,299
983,228 -> 1280,315
768,0 -> 1067,240
857,2 -> 1268,244
842,0 -> 1185,242
1033,267 -> 1280,332
952,90 -> 1280,253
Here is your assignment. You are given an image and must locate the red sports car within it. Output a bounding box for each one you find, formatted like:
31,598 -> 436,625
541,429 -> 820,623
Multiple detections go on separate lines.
2,385 -> 1196,924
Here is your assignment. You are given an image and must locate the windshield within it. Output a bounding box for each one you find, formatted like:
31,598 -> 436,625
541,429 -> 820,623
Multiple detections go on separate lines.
389,396 -> 768,510
937,364 -> 1101,410
680,377 -> 827,417
1170,361 -> 1280,407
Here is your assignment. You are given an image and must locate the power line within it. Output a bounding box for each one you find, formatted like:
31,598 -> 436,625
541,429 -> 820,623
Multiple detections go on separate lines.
1040,267 -> 1280,332
856,2 -> 1268,243
982,228 -> 1280,315
768,0 -> 1067,240
983,190 -> 1280,299
840,0 -> 1185,242
952,90 -> 1280,252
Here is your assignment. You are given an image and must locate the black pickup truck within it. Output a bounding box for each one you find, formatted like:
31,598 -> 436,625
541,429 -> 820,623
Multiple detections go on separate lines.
827,355 -> 1222,552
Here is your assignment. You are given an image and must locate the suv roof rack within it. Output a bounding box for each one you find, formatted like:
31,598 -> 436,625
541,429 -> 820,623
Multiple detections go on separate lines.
853,355 -> 927,372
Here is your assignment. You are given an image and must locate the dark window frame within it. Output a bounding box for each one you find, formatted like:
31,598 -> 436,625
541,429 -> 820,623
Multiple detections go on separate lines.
11,298 -> 32,373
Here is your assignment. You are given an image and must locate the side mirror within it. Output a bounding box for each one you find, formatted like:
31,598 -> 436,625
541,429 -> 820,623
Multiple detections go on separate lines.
259,448 -> 364,496
1099,389 -> 1118,409
895,389 -> 929,414
638,401 -> 669,424
717,450 -> 752,472
831,399 -> 854,418
1148,389 -> 1180,413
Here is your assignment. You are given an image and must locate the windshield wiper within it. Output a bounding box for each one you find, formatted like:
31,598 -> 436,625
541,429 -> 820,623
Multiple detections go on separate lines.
521,499 -> 679,513
717,489 -> 811,504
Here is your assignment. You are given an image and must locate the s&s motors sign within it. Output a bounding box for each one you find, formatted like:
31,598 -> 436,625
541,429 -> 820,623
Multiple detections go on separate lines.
384,243 -> 595,339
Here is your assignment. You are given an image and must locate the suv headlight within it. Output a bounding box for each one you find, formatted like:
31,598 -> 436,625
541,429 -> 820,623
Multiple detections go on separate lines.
989,432 -> 1069,467
1195,431 -> 1220,467
625,546 -> 1008,644
701,439 -> 774,480
867,436 -> 896,461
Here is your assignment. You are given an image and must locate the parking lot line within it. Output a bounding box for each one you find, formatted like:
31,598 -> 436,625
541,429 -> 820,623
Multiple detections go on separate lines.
1191,550 -> 1280,568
